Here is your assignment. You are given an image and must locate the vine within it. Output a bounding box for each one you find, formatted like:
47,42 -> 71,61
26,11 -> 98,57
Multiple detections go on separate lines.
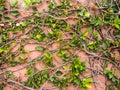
0,0 -> 120,90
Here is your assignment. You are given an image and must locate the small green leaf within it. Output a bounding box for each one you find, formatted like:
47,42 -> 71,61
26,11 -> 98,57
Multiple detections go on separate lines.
63,65 -> 67,69
0,48 -> 4,53
22,0 -> 31,8
104,70 -> 110,74
85,78 -> 93,83
5,72 -> 14,78
35,46 -> 45,51
84,12 -> 90,18
11,10 -> 19,16
78,7 -> 86,17
49,77 -> 54,82
9,0 -> 18,7
82,78 -> 93,89
109,74 -> 113,79
102,43 -> 107,50
9,61 -> 19,66
26,67 -> 34,76
56,71 -> 63,76
36,34 -> 41,39
93,31 -> 98,39
74,78 -> 81,85
85,84 -> 91,88
57,49 -> 66,57
82,87 -> 87,90
113,16 -> 120,30
43,74 -> 49,79
34,13 -> 41,17
4,17 -> 11,21
52,24 -> 56,28
21,21 -> 28,26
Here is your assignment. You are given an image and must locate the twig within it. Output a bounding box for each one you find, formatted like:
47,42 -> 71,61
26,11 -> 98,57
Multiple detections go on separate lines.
8,79 -> 35,90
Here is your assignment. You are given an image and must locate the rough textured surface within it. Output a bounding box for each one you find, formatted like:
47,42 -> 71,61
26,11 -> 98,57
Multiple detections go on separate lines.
0,0 -> 120,90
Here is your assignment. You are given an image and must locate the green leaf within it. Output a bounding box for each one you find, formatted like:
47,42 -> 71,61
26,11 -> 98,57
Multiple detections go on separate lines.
43,73 -> 49,79
93,31 -> 99,39
89,16 -> 103,26
57,49 -> 66,57
11,10 -> 19,16
25,71 -> 49,88
113,16 -> 120,30
26,67 -> 34,76
5,72 -> 14,78
74,77 -> 81,85
104,70 -> 111,74
35,46 -> 45,51
48,1 -> 57,11
102,43 -> 107,50
109,74 -> 113,79
87,26 -> 92,32
9,0 -> 18,7
9,61 -> 19,66
43,53 -> 54,67
78,7 -> 86,17
52,24 -> 56,28
34,13 -> 41,17
84,12 -> 90,18
85,84 -> 92,88
56,71 -> 63,76
100,1 -> 110,7
22,0 -> 31,8
0,48 -> 4,53
4,17 -> 11,21
82,78 -> 93,89
70,56 -> 86,75
44,53 -> 52,59
108,84 -> 114,90
21,21 -> 28,26
82,87 -> 87,90
49,77 -> 54,82
36,34 -> 41,39
85,78 -> 93,83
